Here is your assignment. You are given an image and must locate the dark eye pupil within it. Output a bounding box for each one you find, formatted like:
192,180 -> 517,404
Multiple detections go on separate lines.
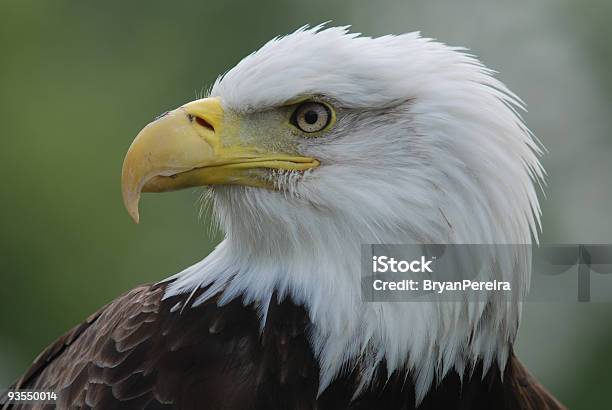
304,110 -> 318,124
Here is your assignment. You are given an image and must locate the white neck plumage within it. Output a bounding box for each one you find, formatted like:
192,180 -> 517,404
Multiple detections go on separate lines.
164,184 -> 530,404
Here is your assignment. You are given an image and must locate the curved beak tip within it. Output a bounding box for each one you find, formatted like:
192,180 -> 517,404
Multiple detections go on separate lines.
122,189 -> 141,224
129,207 -> 140,224
121,168 -> 142,224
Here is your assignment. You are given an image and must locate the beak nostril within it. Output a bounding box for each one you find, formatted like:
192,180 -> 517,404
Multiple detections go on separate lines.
191,115 -> 214,132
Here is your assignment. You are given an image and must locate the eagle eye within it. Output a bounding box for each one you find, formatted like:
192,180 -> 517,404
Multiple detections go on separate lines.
290,102 -> 332,134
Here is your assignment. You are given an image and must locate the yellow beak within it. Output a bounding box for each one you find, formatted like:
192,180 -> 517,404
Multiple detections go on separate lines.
121,97 -> 319,223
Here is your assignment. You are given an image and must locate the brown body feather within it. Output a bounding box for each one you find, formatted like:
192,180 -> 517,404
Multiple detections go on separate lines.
1,283 -> 564,409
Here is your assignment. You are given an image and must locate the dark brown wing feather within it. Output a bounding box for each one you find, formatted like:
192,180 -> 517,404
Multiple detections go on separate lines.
502,353 -> 566,410
1,282 -> 564,409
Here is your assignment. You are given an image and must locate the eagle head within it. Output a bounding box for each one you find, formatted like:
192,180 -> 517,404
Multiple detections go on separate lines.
121,25 -> 543,402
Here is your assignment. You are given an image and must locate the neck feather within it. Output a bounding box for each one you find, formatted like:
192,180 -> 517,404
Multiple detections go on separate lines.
163,205 -> 522,403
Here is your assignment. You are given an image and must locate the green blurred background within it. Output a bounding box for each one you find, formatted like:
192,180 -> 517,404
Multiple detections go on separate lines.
1,0 -> 611,407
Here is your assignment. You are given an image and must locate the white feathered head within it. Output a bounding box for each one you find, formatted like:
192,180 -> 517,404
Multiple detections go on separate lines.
122,25 -> 544,403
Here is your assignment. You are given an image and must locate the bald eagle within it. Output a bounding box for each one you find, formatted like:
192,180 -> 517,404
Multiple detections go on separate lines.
2,26 -> 564,410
